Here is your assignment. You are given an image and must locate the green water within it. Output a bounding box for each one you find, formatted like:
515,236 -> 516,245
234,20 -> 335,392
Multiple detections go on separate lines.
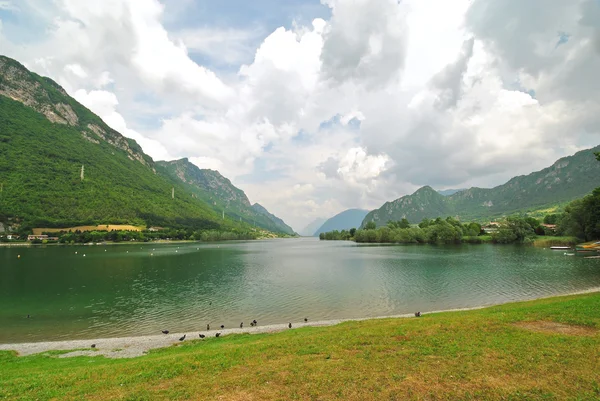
1,238 -> 598,343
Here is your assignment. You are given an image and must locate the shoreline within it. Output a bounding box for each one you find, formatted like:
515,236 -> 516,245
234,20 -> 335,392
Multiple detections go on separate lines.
2,287 -> 599,359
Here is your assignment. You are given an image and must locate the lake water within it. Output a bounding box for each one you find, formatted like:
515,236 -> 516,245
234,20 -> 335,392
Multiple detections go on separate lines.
1,238 -> 599,343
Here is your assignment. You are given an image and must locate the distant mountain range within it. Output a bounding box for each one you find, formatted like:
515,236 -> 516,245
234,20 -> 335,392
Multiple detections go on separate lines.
299,218 -> 327,236
363,146 -> 600,227
0,55 -> 293,234
315,209 -> 369,235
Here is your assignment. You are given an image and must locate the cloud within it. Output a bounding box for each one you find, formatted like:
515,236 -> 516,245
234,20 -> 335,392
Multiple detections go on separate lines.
173,26 -> 264,66
320,0 -> 408,88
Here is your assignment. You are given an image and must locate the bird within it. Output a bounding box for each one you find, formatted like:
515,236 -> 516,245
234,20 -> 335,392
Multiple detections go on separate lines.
220,325 -> 225,329
252,319 -> 257,326
288,323 -> 292,329
207,324 -> 210,331
250,322 -> 255,327
304,318 -> 308,322
26,314 -> 30,319
199,334 -> 205,339
179,334 -> 186,341
240,322 -> 243,328
91,344 -> 96,348
415,312 -> 421,317
215,333 -> 221,337
161,330 -> 169,334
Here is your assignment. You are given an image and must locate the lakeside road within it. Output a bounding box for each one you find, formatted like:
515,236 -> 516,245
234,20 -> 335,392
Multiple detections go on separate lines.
2,287 -> 599,359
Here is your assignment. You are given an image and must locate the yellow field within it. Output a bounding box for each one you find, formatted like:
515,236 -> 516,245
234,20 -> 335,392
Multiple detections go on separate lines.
33,225 -> 144,235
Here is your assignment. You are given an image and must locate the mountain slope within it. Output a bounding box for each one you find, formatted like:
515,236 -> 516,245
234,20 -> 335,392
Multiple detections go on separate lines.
0,55 -> 251,232
156,159 -> 295,234
363,146 -> 600,226
315,209 -> 369,235
299,218 -> 326,236
252,203 -> 296,235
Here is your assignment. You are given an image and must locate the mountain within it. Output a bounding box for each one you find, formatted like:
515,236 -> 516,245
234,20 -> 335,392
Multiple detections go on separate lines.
363,146 -> 600,227
0,55 -> 259,232
299,218 -> 327,236
315,209 -> 369,235
438,188 -> 466,196
157,158 -> 295,234
251,203 -> 296,235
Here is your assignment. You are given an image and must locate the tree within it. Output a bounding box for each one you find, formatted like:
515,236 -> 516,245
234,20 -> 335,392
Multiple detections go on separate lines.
349,228 -> 356,237
388,218 -> 410,229
365,221 -> 377,230
543,214 -> 559,225
418,218 -> 432,229
559,188 -> 600,240
465,222 -> 482,236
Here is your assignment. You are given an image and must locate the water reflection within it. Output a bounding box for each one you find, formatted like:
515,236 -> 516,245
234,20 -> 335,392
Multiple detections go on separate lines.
0,239 -> 599,343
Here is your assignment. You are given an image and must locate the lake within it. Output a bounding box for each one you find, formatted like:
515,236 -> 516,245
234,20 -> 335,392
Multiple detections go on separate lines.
1,238 -> 599,343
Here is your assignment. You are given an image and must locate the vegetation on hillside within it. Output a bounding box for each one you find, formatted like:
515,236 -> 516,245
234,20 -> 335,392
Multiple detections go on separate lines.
322,175 -> 600,245
0,56 -> 295,237
1,292 -> 599,400
156,159 -> 295,235
363,145 -> 600,227
0,97 -> 243,232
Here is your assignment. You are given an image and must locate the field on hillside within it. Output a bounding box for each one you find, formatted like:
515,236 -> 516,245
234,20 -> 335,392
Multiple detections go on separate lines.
1,293 -> 600,400
33,225 -> 144,235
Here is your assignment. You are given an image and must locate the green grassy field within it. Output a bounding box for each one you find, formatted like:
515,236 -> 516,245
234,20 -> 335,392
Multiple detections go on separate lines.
1,293 -> 600,400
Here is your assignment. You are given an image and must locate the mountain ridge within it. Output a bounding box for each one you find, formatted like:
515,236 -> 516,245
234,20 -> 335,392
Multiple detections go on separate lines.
157,158 -> 295,234
315,209 -> 369,235
362,146 -> 600,227
0,54 -> 292,234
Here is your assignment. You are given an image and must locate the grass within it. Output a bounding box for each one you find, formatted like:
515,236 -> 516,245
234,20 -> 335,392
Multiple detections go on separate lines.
1,293 -> 600,400
533,236 -> 580,247
32,225 -> 144,235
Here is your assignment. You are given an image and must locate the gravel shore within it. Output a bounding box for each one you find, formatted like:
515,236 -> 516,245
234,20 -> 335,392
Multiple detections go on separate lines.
2,288 -> 598,359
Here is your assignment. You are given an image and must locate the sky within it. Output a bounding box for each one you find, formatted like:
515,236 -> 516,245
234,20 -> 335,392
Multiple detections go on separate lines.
1,0 -> 599,231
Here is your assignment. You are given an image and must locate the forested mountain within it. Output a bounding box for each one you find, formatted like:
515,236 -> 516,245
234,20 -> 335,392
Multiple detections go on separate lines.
363,146 -> 600,227
299,218 -> 327,236
315,209 -> 369,235
157,159 -> 295,234
251,203 -> 296,235
0,55 -> 286,233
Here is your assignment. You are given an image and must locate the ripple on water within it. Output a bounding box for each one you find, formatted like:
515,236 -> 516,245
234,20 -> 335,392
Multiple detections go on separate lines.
1,241 -> 600,343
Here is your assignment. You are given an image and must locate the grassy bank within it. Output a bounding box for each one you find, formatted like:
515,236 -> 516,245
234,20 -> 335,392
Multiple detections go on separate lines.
533,236 -> 580,247
2,293 -> 600,400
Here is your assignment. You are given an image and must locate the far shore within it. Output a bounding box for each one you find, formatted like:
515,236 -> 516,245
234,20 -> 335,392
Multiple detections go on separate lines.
2,287 -> 599,359
0,238 -> 289,247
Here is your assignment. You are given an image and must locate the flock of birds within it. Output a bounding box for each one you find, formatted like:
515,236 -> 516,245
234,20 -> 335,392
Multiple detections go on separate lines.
157,317 -> 312,344
150,313 -> 424,348
27,311 -> 424,349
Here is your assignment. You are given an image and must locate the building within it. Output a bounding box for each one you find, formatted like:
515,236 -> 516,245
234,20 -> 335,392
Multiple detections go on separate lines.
483,222 -> 500,234
541,224 -> 557,232
27,235 -> 48,241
